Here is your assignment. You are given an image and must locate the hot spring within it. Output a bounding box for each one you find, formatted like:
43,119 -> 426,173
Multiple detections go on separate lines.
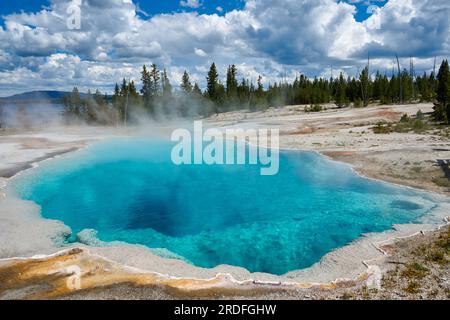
9,138 -> 444,275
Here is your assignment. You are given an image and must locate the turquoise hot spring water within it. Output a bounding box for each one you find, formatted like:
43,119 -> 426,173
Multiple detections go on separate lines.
9,138 -> 445,275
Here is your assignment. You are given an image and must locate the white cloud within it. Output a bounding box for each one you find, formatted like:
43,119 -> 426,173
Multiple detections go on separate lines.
0,0 -> 448,96
355,0 -> 450,58
180,0 -> 201,9
194,48 -> 207,57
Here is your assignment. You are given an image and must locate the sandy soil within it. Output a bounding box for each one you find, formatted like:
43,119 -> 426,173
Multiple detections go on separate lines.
0,104 -> 449,299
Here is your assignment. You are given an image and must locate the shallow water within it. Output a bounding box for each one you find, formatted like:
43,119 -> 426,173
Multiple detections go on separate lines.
10,138 -> 442,275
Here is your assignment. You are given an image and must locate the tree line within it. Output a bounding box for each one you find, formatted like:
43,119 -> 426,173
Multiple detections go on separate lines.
62,59 -> 450,126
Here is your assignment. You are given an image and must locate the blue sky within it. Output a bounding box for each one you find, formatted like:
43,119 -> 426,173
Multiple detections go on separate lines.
135,0 -> 246,16
0,0 -> 386,24
0,0 -> 447,96
0,0 -> 244,23
0,1 -> 49,21
344,0 -> 388,21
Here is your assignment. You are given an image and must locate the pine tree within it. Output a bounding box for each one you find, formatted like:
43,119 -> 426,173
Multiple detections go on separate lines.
63,87 -> 82,123
119,78 -> 129,122
140,64 -> 161,115
335,73 -> 348,108
128,81 -> 137,97
192,83 -> 202,95
104,60 -> 442,120
238,78 -> 250,107
84,89 -> 96,124
162,69 -> 172,98
128,80 -> 140,114
216,81 -> 226,107
140,65 -> 152,111
112,83 -> 121,124
359,67 -> 370,106
436,60 -> 450,106
433,60 -> 450,123
149,64 -> 161,97
113,83 -> 120,100
225,64 -> 238,109
255,75 -> 266,109
192,82 -> 210,117
120,78 -> 128,96
257,76 -> 264,94
401,68 -> 412,102
94,89 -> 105,106
181,70 -> 193,93
71,87 -> 82,117
206,63 -> 219,102
161,69 -> 172,115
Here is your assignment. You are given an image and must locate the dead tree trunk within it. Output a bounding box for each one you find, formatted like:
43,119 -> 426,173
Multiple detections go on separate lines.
396,54 -> 403,104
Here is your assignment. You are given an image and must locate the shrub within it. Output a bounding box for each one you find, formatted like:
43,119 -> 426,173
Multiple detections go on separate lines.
400,113 -> 411,123
404,281 -> 421,294
401,262 -> 429,279
436,227 -> 450,252
427,250 -> 446,264
433,103 -> 450,124
373,121 -> 393,134
432,177 -> 450,188
416,109 -> 424,120
353,99 -> 363,108
411,119 -> 427,131
304,104 -> 323,113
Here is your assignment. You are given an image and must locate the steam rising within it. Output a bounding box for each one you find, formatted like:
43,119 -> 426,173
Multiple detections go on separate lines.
0,92 -> 212,130
0,103 -> 65,129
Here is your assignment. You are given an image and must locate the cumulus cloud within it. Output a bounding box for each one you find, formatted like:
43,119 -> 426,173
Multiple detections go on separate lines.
355,0 -> 450,58
180,0 -> 201,9
194,48 -> 207,57
243,0 -> 368,64
0,0 -> 448,96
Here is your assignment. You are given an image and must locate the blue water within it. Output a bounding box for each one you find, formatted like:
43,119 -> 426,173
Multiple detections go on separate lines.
10,138 -> 440,275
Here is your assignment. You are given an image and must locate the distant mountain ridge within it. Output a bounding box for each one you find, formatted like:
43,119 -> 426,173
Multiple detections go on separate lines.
0,91 -> 89,104
0,91 -> 71,103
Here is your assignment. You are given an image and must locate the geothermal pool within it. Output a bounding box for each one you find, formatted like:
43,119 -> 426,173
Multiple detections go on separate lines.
10,138 -> 442,275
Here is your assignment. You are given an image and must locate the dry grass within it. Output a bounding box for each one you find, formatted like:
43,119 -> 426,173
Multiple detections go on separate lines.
338,226 -> 449,300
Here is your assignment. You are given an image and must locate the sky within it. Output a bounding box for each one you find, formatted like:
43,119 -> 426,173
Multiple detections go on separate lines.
0,0 -> 448,97
0,0 -> 386,21
0,0 -> 246,21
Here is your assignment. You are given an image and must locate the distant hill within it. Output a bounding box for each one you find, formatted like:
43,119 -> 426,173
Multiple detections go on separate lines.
0,91 -> 77,104
0,91 -> 113,106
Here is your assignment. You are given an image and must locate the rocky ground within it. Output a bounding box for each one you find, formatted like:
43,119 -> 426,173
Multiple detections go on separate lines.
333,225 -> 450,300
